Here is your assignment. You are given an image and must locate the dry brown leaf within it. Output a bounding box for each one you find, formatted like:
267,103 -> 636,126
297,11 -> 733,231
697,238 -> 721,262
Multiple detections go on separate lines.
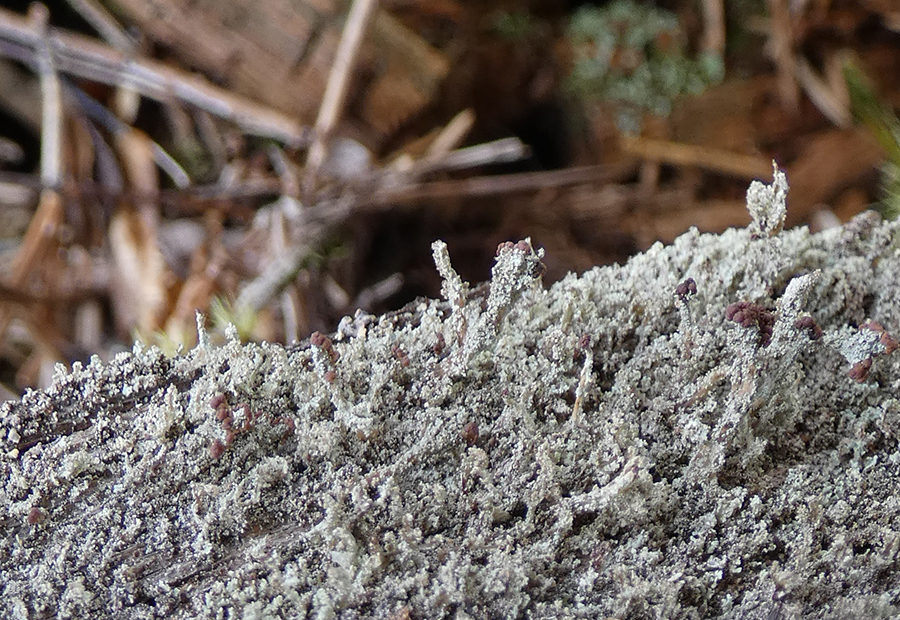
109,130 -> 168,335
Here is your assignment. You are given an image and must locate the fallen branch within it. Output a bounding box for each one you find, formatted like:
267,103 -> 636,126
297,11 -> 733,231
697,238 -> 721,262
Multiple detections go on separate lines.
3,196 -> 899,618
304,0 -> 380,191
0,6 -> 310,145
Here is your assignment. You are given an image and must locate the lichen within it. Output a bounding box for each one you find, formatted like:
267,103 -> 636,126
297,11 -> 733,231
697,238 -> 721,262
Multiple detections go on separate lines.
747,162 -> 789,239
2,182 -> 900,618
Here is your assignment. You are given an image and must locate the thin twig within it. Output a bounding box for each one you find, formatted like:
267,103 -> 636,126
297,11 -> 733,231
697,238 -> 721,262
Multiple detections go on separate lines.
362,161 -> 638,209
63,0 -> 134,51
0,6 -> 310,145
766,0 -> 800,113
425,109 -> 476,158
32,5 -> 61,190
699,0 -> 725,57
353,273 -> 403,310
68,83 -> 191,187
0,170 -> 284,206
268,147 -> 301,199
619,134 -> 773,179
304,0 -> 379,192
401,137 -> 529,179
0,4 -> 66,341
794,54 -> 851,127
0,135 -> 569,215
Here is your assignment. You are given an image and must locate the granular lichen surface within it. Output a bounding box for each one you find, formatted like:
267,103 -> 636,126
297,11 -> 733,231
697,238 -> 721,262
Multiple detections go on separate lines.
2,191 -> 900,618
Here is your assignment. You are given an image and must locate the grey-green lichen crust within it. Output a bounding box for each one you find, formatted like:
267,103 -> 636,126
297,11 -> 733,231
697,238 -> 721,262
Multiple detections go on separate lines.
3,214 -> 900,619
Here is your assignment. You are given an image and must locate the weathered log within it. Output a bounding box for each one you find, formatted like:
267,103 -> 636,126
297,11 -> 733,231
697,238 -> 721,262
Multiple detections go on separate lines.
2,175 -> 900,618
